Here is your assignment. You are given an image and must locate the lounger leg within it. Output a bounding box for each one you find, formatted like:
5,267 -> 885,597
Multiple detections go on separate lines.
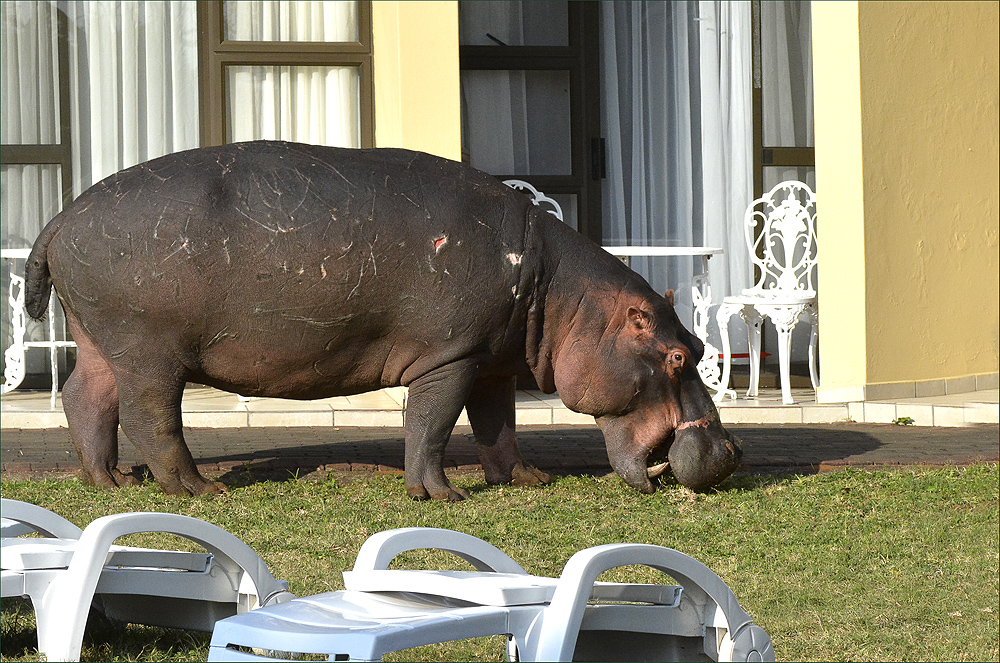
33,595 -> 88,662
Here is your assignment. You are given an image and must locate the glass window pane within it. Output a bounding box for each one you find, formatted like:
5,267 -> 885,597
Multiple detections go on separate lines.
66,1 -> 200,194
1,164 -> 62,249
549,193 -> 577,231
763,166 -> 815,194
1,2 -> 61,144
224,1 -> 358,42
226,65 -> 361,147
462,70 -> 572,176
459,1 -> 568,47
761,1 -> 813,148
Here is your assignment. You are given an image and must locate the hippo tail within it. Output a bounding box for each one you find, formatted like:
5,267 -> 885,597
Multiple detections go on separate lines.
24,218 -> 61,320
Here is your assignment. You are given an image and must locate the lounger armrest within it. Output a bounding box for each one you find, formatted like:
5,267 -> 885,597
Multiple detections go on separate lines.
36,512 -> 290,663
525,543 -> 772,662
1,499 -> 84,539
351,528 -> 527,574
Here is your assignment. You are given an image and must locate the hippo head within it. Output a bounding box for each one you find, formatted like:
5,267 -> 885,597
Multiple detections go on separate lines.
553,292 -> 742,493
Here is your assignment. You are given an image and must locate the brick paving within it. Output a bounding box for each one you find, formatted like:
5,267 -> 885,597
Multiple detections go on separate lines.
1,423 -> 997,483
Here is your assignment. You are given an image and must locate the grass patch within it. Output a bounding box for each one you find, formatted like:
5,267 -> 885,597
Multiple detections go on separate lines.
2,464 -> 998,661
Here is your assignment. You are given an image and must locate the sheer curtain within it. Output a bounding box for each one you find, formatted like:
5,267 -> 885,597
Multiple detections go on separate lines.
1,1 -> 65,250
600,0 -> 752,343
2,1 -> 200,245
459,2 -> 573,178
761,0 -> 814,192
225,1 -> 361,147
65,1 -> 200,195
2,1 -> 199,377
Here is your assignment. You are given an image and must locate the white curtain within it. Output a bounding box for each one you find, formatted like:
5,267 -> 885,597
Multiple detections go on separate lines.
600,1 -> 752,336
761,1 -> 813,150
65,1 -> 201,197
1,1 -> 65,250
225,1 -> 360,147
760,0 -> 814,195
461,69 -> 572,177
2,1 -> 201,250
225,0 -> 357,41
459,2 -> 573,179
2,0 -> 200,373
698,1 -> 753,306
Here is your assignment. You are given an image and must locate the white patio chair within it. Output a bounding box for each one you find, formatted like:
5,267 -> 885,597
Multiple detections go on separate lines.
1,498 -> 292,662
208,527 -> 772,662
717,181 -> 819,405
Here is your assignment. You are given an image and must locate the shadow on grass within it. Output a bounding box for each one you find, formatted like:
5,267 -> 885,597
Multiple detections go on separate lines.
0,597 -> 212,663
34,424 -> 891,492
177,425 -> 887,490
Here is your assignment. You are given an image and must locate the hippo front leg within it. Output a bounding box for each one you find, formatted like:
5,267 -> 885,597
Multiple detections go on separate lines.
404,360 -> 479,501
466,376 -> 550,487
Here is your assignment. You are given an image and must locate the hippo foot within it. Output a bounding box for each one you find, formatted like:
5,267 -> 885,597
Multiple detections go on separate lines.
79,467 -> 141,489
509,463 -> 551,487
406,484 -> 470,501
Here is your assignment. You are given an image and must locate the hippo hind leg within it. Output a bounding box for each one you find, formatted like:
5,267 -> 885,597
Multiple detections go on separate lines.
113,358 -> 223,496
466,376 -> 550,487
62,312 -> 137,488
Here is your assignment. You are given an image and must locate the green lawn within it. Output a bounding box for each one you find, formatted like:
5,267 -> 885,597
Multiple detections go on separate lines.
2,464 -> 998,661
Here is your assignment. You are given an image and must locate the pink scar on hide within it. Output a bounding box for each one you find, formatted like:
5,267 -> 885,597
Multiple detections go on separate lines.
507,253 -> 522,265
433,235 -> 448,252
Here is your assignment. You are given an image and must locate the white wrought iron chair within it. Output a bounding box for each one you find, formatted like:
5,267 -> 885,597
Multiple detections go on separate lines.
503,179 -> 565,222
208,527 -> 772,662
717,181 -> 819,405
1,499 -> 292,662
2,248 -> 78,408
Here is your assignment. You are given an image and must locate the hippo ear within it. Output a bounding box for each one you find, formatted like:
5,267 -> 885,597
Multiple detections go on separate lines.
663,289 -> 675,306
626,307 -> 653,332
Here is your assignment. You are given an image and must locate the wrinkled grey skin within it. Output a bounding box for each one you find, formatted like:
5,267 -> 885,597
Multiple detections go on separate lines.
25,141 -> 741,499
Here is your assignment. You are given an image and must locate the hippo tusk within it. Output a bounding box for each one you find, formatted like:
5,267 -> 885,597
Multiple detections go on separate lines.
646,461 -> 669,479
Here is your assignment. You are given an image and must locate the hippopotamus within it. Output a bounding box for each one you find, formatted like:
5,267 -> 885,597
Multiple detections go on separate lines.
24,140 -> 742,499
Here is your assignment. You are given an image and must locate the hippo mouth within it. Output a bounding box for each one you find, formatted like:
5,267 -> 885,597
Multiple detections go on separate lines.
645,441 -> 672,482
598,413 -> 743,494
596,415 -> 673,494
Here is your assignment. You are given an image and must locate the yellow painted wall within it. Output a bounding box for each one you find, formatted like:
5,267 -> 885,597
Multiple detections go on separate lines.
814,1 -> 999,401
812,1 -> 869,402
858,1 -> 999,387
371,1 -> 462,161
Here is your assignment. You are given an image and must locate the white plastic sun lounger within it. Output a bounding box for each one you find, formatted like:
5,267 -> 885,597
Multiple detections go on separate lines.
208,527 -> 772,662
1,498 -> 292,662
